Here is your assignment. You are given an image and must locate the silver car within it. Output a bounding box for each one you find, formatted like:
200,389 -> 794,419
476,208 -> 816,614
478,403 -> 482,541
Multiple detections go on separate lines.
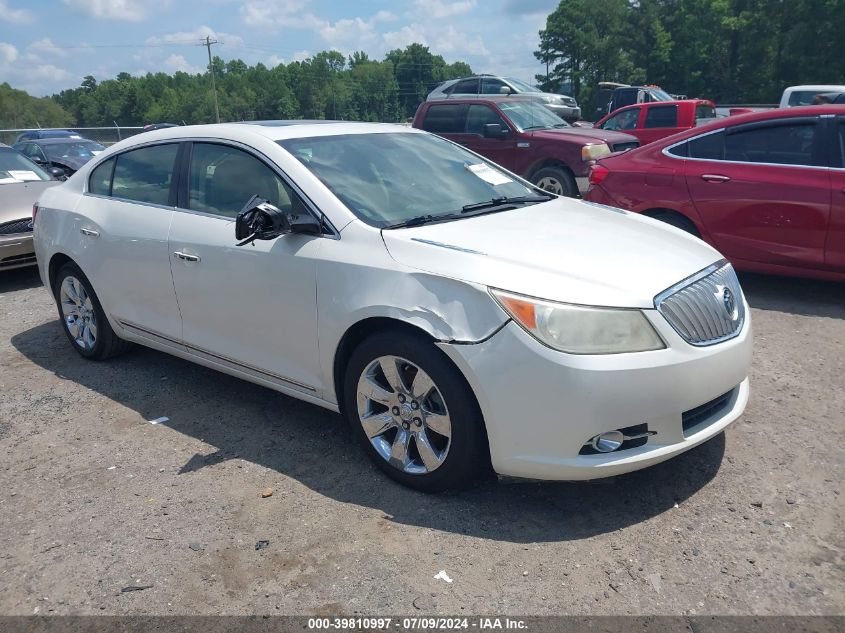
428,75 -> 581,120
0,144 -> 59,271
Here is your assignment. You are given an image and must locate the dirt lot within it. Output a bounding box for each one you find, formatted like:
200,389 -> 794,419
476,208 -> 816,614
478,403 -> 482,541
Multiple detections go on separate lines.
0,266 -> 842,616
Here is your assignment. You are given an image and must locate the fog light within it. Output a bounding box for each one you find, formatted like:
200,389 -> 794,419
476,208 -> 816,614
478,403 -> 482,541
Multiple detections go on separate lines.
590,430 -> 625,453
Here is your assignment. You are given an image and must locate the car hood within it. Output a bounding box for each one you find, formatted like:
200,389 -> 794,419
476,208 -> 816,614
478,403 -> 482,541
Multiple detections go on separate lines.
530,127 -> 637,145
381,198 -> 722,309
51,155 -> 92,171
0,180 -> 59,223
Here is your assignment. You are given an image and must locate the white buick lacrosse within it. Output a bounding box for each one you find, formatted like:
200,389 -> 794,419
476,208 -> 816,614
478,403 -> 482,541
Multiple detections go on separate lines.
33,122 -> 751,491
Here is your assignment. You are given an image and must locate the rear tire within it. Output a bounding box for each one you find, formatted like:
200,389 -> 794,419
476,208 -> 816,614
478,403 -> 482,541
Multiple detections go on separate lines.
53,262 -> 132,360
343,331 -> 487,492
530,166 -> 577,197
650,212 -> 701,237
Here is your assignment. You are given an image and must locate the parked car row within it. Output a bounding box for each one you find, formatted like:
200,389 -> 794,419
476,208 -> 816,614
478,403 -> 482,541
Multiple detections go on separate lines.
32,121 -> 752,492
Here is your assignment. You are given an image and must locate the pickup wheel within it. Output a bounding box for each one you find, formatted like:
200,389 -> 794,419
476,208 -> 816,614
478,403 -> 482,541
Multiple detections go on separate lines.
530,166 -> 577,197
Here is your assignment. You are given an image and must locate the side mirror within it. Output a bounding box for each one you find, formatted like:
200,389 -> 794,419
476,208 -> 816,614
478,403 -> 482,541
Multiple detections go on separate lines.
498,86 -> 514,95
47,167 -> 66,180
235,195 -> 290,245
483,123 -> 509,139
30,156 -> 45,164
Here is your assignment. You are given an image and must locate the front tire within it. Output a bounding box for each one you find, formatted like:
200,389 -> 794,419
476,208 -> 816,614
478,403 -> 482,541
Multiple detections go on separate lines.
343,332 -> 487,492
530,166 -> 577,197
53,262 -> 132,360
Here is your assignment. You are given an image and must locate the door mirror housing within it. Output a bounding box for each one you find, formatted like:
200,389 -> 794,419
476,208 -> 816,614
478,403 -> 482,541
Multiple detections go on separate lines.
498,86 -> 514,95
235,195 -> 290,245
47,167 -> 66,180
483,123 -> 509,139
30,156 -> 45,164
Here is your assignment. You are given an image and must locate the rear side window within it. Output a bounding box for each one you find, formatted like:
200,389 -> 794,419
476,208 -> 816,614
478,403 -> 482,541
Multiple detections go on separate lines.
450,78 -> 479,95
112,144 -> 178,205
88,158 -> 115,195
421,104 -> 466,134
836,120 -> 845,168
787,91 -> 818,107
645,105 -> 678,128
688,132 -> 725,160
725,122 -> 819,166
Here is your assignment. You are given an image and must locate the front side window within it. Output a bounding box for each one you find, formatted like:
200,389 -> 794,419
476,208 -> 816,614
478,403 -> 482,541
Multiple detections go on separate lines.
837,120 -> 845,168
111,143 -> 178,205
688,131 -> 725,160
602,108 -> 640,131
279,132 -> 536,228
465,105 -> 507,134
645,105 -> 678,128
421,104 -> 466,134
724,122 -> 818,166
188,143 -> 301,218
481,78 -> 506,94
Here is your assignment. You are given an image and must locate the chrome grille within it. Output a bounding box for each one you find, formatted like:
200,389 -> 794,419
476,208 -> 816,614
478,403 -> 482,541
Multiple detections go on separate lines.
0,218 -> 33,235
655,260 -> 745,346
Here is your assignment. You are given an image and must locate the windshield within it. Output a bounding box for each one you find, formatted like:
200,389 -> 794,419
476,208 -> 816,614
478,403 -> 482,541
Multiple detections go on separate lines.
649,88 -> 674,101
504,77 -> 539,93
498,101 -> 570,130
0,148 -> 52,183
43,141 -> 105,161
278,132 -> 538,228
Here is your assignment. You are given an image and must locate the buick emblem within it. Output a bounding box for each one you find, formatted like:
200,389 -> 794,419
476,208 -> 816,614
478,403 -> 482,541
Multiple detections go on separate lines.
716,286 -> 738,320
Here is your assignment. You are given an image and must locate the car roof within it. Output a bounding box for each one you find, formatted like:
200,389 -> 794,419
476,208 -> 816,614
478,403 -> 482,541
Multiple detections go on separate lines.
424,95 -> 538,105
784,85 -> 845,92
24,137 -> 95,145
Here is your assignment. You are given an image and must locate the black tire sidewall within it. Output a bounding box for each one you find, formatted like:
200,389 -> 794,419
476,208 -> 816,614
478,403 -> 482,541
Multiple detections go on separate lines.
342,332 -> 486,492
53,262 -> 112,359
532,166 -> 576,197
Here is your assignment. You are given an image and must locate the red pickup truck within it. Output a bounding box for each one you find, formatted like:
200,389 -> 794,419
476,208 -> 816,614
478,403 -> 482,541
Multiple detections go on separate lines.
594,99 -> 717,146
412,96 -> 639,197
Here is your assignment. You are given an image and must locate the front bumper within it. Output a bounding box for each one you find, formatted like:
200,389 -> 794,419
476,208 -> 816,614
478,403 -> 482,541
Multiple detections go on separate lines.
0,233 -> 36,271
438,307 -> 752,480
545,103 -> 582,120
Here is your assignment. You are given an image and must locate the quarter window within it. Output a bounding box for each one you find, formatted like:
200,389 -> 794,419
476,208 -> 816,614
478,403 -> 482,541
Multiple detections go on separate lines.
88,158 -> 115,195
188,143 -> 303,219
421,104 -> 466,134
644,105 -> 678,128
724,122 -> 819,166
111,144 -> 178,205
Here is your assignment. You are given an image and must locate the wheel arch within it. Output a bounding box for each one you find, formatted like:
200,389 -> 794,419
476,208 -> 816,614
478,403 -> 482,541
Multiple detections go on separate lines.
640,207 -> 703,237
526,158 -> 575,182
47,252 -> 75,292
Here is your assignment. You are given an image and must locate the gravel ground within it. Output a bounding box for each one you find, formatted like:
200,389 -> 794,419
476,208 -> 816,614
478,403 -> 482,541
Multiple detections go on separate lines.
0,266 -> 842,616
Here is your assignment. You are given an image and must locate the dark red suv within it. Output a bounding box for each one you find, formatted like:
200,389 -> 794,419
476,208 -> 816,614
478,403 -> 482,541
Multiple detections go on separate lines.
413,96 -> 639,197
585,106 -> 845,281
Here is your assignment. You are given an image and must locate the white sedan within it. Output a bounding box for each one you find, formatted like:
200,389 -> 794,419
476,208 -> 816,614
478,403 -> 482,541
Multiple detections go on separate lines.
33,122 -> 751,491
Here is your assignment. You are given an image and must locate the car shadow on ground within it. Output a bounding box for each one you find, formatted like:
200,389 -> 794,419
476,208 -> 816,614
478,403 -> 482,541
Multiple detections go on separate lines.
739,272 -> 845,319
0,266 -> 42,293
11,319 -> 727,543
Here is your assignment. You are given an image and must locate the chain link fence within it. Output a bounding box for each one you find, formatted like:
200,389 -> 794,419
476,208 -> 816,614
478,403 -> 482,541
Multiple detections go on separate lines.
0,125 -> 146,146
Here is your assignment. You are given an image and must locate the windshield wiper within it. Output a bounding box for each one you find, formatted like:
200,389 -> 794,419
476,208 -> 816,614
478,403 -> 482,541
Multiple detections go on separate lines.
383,213 -> 461,229
461,194 -> 552,214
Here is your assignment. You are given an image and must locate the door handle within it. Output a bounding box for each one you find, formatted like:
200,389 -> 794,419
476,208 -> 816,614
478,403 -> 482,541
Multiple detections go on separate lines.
80,228 -> 99,237
701,174 -> 731,183
173,251 -> 201,262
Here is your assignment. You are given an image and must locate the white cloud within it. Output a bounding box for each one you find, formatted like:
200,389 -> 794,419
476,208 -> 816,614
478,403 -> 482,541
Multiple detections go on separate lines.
240,0 -> 321,30
414,0 -> 476,19
146,25 -> 244,48
0,42 -> 18,63
0,42 -> 76,95
0,1 -> 34,23
61,0 -> 169,22
382,23 -> 488,57
164,54 -> 203,74
28,38 -> 69,57
292,50 -> 311,62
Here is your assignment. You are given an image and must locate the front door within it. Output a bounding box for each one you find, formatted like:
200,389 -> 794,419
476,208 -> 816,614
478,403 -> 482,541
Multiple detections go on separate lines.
168,142 -> 324,394
455,104 -> 517,170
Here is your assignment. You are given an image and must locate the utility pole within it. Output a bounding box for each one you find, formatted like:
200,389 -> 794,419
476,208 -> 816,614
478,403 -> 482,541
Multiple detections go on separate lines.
203,35 -> 220,123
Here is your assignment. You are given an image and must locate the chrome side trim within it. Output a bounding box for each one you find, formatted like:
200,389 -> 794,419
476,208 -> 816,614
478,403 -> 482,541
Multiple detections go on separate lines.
117,319 -> 316,392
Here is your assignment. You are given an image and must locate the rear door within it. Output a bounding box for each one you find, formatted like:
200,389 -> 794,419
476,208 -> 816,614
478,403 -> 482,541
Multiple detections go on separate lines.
683,118 -> 831,268
638,104 -> 681,145
827,116 -> 845,269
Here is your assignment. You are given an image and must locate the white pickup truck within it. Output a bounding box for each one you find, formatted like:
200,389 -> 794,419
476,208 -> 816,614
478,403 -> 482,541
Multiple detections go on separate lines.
779,85 -> 845,107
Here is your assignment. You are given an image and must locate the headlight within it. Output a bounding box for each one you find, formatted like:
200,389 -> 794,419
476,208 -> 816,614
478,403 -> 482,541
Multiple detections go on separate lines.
491,289 -> 665,354
542,95 -> 562,104
581,143 -> 611,161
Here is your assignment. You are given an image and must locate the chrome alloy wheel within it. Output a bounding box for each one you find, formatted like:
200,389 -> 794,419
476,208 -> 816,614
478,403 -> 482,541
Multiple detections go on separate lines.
535,176 -> 564,195
59,276 -> 98,351
356,355 -> 452,475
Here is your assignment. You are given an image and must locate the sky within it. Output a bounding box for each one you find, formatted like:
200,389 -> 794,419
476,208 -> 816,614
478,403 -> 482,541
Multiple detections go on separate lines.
0,0 -> 559,96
